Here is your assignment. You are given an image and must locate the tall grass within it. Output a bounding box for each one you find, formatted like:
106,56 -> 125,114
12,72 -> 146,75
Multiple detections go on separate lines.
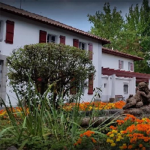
0,80 -> 116,150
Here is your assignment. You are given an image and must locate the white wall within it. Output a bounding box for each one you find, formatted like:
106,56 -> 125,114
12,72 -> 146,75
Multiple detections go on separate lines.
102,53 -> 134,72
102,75 -> 135,101
0,11 -> 103,105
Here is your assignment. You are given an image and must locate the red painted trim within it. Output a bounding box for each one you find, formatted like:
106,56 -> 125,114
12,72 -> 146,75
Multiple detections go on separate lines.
88,43 -> 93,60
60,35 -> 65,45
102,67 -> 150,79
5,20 -> 14,44
88,74 -> 93,95
39,30 -> 47,43
73,39 -> 79,48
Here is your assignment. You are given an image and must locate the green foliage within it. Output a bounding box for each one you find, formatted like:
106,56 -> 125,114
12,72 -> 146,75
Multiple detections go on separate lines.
88,2 -> 124,49
88,0 -> 150,73
7,43 -> 95,104
125,0 -> 150,73
0,81 -> 114,150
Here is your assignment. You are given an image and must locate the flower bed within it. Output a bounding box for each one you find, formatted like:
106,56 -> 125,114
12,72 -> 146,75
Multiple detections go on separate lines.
63,100 -> 125,111
107,114 -> 150,150
2,101 -> 150,149
0,107 -> 29,119
0,101 -> 125,118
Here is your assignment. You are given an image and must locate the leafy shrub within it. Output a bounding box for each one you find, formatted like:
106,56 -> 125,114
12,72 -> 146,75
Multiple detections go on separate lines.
0,80 -> 112,150
7,43 -> 95,106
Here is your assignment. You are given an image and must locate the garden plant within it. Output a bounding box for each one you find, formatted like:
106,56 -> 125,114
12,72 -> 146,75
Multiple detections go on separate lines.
0,80 -> 113,150
7,43 -> 95,107
1,43 -> 150,149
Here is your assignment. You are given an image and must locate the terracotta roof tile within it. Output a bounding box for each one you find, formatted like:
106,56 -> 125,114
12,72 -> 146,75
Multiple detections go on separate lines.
102,47 -> 143,61
0,2 -> 110,45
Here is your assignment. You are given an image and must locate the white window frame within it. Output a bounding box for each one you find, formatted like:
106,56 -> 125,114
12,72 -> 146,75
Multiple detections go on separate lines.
128,62 -> 133,71
119,60 -> 124,70
0,20 -> 4,42
79,41 -> 86,50
123,84 -> 128,94
47,34 -> 58,43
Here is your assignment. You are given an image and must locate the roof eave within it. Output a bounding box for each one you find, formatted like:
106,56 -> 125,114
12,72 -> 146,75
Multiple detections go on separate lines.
0,5 -> 110,45
102,48 -> 143,61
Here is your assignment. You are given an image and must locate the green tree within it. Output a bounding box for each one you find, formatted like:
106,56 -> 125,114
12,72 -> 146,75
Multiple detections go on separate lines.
88,0 -> 150,73
88,2 -> 124,49
125,0 -> 150,73
7,43 -> 95,106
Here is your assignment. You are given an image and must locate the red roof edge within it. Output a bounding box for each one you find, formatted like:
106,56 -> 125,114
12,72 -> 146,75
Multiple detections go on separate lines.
102,47 -> 143,61
102,67 -> 150,79
0,2 -> 110,45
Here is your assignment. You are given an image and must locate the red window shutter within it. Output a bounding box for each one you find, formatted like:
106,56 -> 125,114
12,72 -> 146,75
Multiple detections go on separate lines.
60,35 -> 65,45
70,77 -> 76,95
88,43 -> 93,60
5,20 -> 14,44
39,30 -> 47,43
88,74 -> 93,95
73,39 -> 79,48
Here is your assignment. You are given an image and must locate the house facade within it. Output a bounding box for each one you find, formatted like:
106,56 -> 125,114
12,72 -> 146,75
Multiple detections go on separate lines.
101,48 -> 150,101
0,2 -> 110,106
0,2 -> 150,106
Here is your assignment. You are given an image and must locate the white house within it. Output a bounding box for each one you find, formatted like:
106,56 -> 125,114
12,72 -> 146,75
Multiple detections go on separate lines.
101,47 -> 150,101
0,2 -> 150,106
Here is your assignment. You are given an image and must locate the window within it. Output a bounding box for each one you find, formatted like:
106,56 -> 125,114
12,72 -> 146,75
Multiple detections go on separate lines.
128,62 -> 134,71
79,42 -> 85,50
104,83 -> 107,88
119,60 -> 124,69
47,34 -> 56,43
124,84 -> 128,94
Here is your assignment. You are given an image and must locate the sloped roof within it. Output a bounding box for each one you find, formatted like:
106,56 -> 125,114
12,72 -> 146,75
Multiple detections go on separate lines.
0,2 -> 110,45
102,47 -> 143,61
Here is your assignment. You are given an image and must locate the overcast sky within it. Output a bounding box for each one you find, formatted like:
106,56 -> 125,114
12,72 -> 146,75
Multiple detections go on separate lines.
0,0 -> 144,32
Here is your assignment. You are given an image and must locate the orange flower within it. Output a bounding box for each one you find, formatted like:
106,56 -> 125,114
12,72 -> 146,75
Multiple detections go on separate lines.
128,145 -> 133,149
110,126 -> 117,130
63,101 -> 125,111
143,137 -> 149,142
125,124 -> 136,133
0,109 -> 6,116
116,120 -> 124,125
139,144 -> 143,148
91,137 -> 96,143
74,138 -> 82,146
80,130 -> 95,137
122,145 -> 127,149
124,114 -> 136,121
